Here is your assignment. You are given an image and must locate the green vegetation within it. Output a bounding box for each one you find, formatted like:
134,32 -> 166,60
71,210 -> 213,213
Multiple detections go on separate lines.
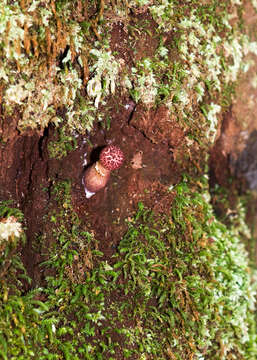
0,0 -> 96,136
0,178 -> 256,359
1,0 -> 257,154
0,1 -> 257,359
0,201 -> 26,289
48,126 -> 77,159
0,200 -> 24,221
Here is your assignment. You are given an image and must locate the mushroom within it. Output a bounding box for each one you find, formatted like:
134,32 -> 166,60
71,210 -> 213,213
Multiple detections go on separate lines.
83,145 -> 124,198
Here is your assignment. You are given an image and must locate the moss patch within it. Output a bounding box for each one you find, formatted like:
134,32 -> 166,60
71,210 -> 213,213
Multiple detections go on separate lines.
0,178 -> 256,359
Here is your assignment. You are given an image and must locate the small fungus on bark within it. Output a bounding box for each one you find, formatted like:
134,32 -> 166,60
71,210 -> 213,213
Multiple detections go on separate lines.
83,145 -> 124,198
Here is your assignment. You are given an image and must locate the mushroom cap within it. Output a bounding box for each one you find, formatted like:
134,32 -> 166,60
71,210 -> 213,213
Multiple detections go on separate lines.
99,145 -> 124,170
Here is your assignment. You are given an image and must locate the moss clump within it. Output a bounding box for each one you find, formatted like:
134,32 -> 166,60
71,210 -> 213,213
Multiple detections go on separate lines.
1,1 -> 257,141
0,0 -> 96,135
115,178 -> 257,359
0,178 -> 256,359
0,201 -> 26,283
47,126 -> 77,159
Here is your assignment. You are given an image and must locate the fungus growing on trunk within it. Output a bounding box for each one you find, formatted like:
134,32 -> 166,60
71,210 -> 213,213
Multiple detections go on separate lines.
83,145 -> 124,198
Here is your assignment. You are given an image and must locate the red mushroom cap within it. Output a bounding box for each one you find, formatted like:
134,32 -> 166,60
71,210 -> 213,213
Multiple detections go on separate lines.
99,145 -> 124,170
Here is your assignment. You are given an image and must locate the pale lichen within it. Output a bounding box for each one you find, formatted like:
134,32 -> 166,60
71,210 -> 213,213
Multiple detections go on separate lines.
130,62 -> 158,105
251,0 -> 257,10
206,103 -> 221,143
150,0 -> 174,32
1,0 -> 256,146
0,216 -> 23,243
0,0 -> 92,134
86,48 -> 120,108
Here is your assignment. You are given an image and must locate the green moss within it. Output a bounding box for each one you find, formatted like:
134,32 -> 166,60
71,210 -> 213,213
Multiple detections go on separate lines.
0,178 -> 256,359
48,126 -> 77,159
0,201 -> 24,221
1,0 -> 257,153
0,201 -> 27,287
0,0 -> 100,136
0,1 -> 256,359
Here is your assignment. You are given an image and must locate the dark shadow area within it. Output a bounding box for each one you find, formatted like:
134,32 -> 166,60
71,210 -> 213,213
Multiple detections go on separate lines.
235,130 -> 257,190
